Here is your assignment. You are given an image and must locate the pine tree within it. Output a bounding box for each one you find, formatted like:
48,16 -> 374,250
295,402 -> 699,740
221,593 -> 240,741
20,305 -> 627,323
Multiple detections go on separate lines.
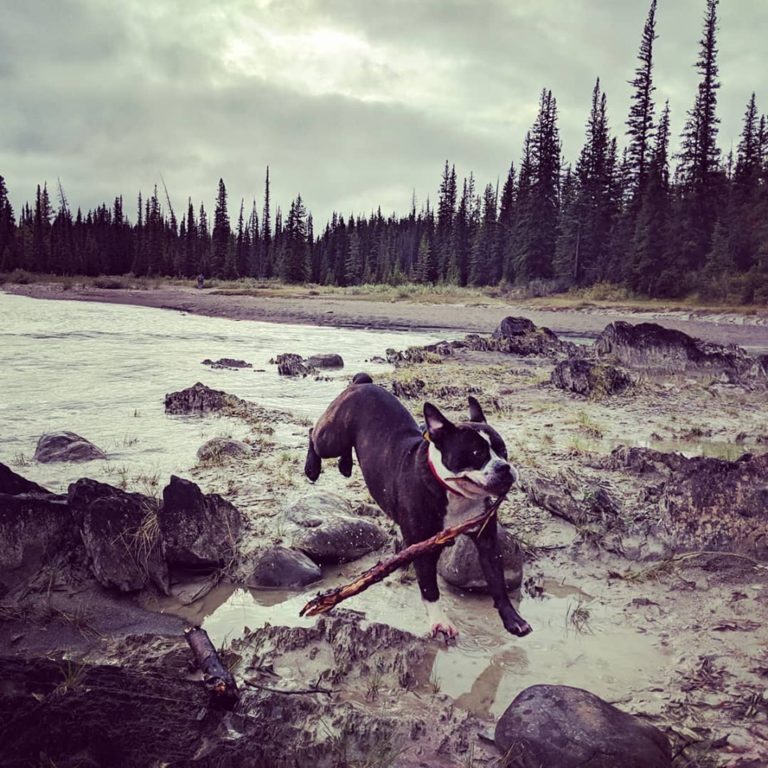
280,195 -> 309,283
0,176 -> 17,270
261,167 -> 272,278
211,178 -> 230,277
626,0 -> 658,194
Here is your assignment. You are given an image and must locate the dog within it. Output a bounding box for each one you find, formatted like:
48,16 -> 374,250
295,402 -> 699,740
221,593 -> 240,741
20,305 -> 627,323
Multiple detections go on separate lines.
304,373 -> 531,640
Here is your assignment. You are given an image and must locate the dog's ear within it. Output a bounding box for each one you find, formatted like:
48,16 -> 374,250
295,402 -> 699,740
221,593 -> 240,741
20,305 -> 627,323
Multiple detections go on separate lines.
467,396 -> 487,423
424,403 -> 453,441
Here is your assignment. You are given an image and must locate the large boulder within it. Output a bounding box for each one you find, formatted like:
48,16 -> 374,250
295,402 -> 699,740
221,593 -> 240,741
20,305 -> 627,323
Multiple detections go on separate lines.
0,462 -> 49,495
196,437 -> 254,463
244,546 -> 322,588
165,382 -> 241,415
34,431 -> 107,463
0,485 -> 73,591
159,475 -> 242,569
282,491 -> 389,564
307,353 -> 344,369
495,685 -> 672,768
551,358 -> 632,397
68,479 -> 169,593
657,452 -> 768,558
438,528 -> 523,592
595,320 -> 764,383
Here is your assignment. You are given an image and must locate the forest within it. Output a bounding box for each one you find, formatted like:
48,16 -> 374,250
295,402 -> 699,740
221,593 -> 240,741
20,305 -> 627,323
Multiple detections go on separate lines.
1,0 -> 766,303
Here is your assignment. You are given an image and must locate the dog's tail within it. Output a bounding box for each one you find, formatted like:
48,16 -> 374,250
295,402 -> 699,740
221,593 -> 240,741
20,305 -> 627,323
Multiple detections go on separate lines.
352,372 -> 373,385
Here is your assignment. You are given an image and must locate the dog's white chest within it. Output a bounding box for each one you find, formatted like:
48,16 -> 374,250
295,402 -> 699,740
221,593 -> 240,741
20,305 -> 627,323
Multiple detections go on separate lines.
444,495 -> 486,529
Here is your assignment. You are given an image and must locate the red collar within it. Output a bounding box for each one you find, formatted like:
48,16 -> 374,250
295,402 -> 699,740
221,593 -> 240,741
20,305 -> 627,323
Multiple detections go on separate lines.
426,453 -> 463,497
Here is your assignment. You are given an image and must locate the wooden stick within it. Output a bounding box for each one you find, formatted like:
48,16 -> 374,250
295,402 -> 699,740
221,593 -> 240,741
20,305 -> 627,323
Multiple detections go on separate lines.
184,626 -> 238,708
300,494 -> 506,617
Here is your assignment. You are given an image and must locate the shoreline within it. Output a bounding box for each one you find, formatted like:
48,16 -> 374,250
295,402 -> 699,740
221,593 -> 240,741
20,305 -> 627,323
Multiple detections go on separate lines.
4,282 -> 768,349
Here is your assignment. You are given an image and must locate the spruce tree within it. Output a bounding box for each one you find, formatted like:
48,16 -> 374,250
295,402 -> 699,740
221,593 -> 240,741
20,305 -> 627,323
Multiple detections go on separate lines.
626,0 -> 658,194
211,178 -> 230,278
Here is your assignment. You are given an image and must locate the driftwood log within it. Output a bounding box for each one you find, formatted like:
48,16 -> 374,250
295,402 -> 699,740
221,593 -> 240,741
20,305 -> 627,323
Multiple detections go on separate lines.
184,625 -> 239,708
300,494 -> 506,617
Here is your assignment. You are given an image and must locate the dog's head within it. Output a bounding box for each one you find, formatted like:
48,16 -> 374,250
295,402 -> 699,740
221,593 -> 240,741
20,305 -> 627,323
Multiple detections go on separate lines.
423,396 -> 517,498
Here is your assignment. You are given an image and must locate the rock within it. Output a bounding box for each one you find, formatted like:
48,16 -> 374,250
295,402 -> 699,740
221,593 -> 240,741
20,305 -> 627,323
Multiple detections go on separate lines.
0,462 -> 49,495
657,452 -> 768,558
595,320 -> 764,383
0,491 -> 73,590
438,528 -> 523,592
244,546 -> 322,588
283,491 -> 389,564
159,475 -> 242,569
551,358 -> 632,397
392,378 -> 426,399
68,479 -> 168,593
196,438 -> 254,463
307,353 -> 344,369
165,382 -> 240,415
492,316 -> 538,337
270,353 -> 317,377
201,358 -> 253,370
34,431 -> 107,463
495,684 -> 672,768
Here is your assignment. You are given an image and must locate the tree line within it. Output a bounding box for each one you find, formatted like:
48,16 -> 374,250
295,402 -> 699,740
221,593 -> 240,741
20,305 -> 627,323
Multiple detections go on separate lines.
1,0 -> 766,302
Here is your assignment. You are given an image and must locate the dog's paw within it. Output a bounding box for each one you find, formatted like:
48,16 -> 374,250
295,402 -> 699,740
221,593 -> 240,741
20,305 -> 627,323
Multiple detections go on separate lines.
429,622 -> 459,643
504,617 -> 533,637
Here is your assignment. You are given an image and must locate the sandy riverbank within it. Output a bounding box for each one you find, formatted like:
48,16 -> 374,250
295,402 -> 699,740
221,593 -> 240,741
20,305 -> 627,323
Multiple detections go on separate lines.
5,282 -> 768,350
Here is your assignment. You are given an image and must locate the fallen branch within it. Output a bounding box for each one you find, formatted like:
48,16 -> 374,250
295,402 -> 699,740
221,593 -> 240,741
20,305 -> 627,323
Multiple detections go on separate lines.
300,494 -> 506,617
243,679 -> 333,696
184,626 -> 238,708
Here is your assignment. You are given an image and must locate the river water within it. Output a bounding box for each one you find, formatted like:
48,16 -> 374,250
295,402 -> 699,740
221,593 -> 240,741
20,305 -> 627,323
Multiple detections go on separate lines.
0,292 -> 449,493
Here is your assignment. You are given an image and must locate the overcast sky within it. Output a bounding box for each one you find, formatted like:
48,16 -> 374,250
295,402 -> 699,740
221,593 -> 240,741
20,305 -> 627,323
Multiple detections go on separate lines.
1,0 -> 766,226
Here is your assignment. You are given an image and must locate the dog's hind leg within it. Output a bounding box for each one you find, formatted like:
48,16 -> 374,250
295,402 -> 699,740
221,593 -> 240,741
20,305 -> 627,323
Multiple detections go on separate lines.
338,449 -> 353,477
304,428 -> 322,481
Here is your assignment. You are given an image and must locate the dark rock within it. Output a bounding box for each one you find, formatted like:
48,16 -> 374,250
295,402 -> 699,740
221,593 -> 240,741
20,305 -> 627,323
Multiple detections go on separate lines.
495,684 -> 672,768
385,343 -> 454,365
196,437 -> 254,463
0,492 -> 73,590
657,452 -> 768,558
0,463 -> 49,495
34,431 -> 107,463
81,490 -> 169,593
283,491 -> 389,564
438,528 -> 523,592
551,358 -> 632,397
244,546 -> 322,588
68,479 -> 168,592
201,357 -> 253,370
492,316 -> 538,338
595,320 -> 764,383
270,353 -> 317,377
159,475 -> 242,569
165,381 -> 239,415
307,353 -> 344,369
392,378 -> 426,399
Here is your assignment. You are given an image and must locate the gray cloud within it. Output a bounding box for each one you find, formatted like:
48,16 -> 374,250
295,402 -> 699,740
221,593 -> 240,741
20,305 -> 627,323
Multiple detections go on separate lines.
1,0 -> 765,226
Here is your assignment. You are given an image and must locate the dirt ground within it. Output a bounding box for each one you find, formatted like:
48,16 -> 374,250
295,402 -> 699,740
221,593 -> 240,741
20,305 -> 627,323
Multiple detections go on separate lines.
2,287 -> 768,767
6,282 -> 768,350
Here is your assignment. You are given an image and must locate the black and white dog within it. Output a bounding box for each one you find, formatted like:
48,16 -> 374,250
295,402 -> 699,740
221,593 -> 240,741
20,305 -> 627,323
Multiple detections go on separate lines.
304,374 -> 531,640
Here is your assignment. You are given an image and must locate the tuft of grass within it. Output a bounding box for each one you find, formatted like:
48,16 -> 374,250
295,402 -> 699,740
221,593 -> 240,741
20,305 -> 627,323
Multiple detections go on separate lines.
565,598 -> 592,634
575,410 -> 605,439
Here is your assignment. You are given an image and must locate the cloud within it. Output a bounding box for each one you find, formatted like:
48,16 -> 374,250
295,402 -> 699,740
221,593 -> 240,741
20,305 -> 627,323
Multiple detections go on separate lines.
1,0 -> 765,225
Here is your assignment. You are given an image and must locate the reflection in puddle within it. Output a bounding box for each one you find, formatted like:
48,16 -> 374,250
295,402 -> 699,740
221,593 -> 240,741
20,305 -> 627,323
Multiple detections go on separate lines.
155,571 -> 668,719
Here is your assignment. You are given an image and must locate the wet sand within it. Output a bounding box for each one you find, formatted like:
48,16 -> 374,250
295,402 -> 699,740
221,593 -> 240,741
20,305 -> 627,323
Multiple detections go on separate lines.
6,282 -> 768,350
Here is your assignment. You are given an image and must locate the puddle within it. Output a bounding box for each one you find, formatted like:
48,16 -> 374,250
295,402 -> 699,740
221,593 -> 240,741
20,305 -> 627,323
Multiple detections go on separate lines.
607,437 -> 755,461
154,567 -> 669,719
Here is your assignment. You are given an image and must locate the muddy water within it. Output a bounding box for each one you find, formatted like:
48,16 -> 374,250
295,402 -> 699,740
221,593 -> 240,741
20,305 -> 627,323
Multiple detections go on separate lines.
0,292 -> 449,493
152,570 -> 668,719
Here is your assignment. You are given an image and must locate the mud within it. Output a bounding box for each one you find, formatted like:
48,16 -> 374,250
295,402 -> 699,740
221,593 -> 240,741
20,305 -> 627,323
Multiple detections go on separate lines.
2,296 -> 768,766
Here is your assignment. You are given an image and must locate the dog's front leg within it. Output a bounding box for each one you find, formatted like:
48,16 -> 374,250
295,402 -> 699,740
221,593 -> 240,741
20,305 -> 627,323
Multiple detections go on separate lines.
413,551 -> 458,640
471,516 -> 532,637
